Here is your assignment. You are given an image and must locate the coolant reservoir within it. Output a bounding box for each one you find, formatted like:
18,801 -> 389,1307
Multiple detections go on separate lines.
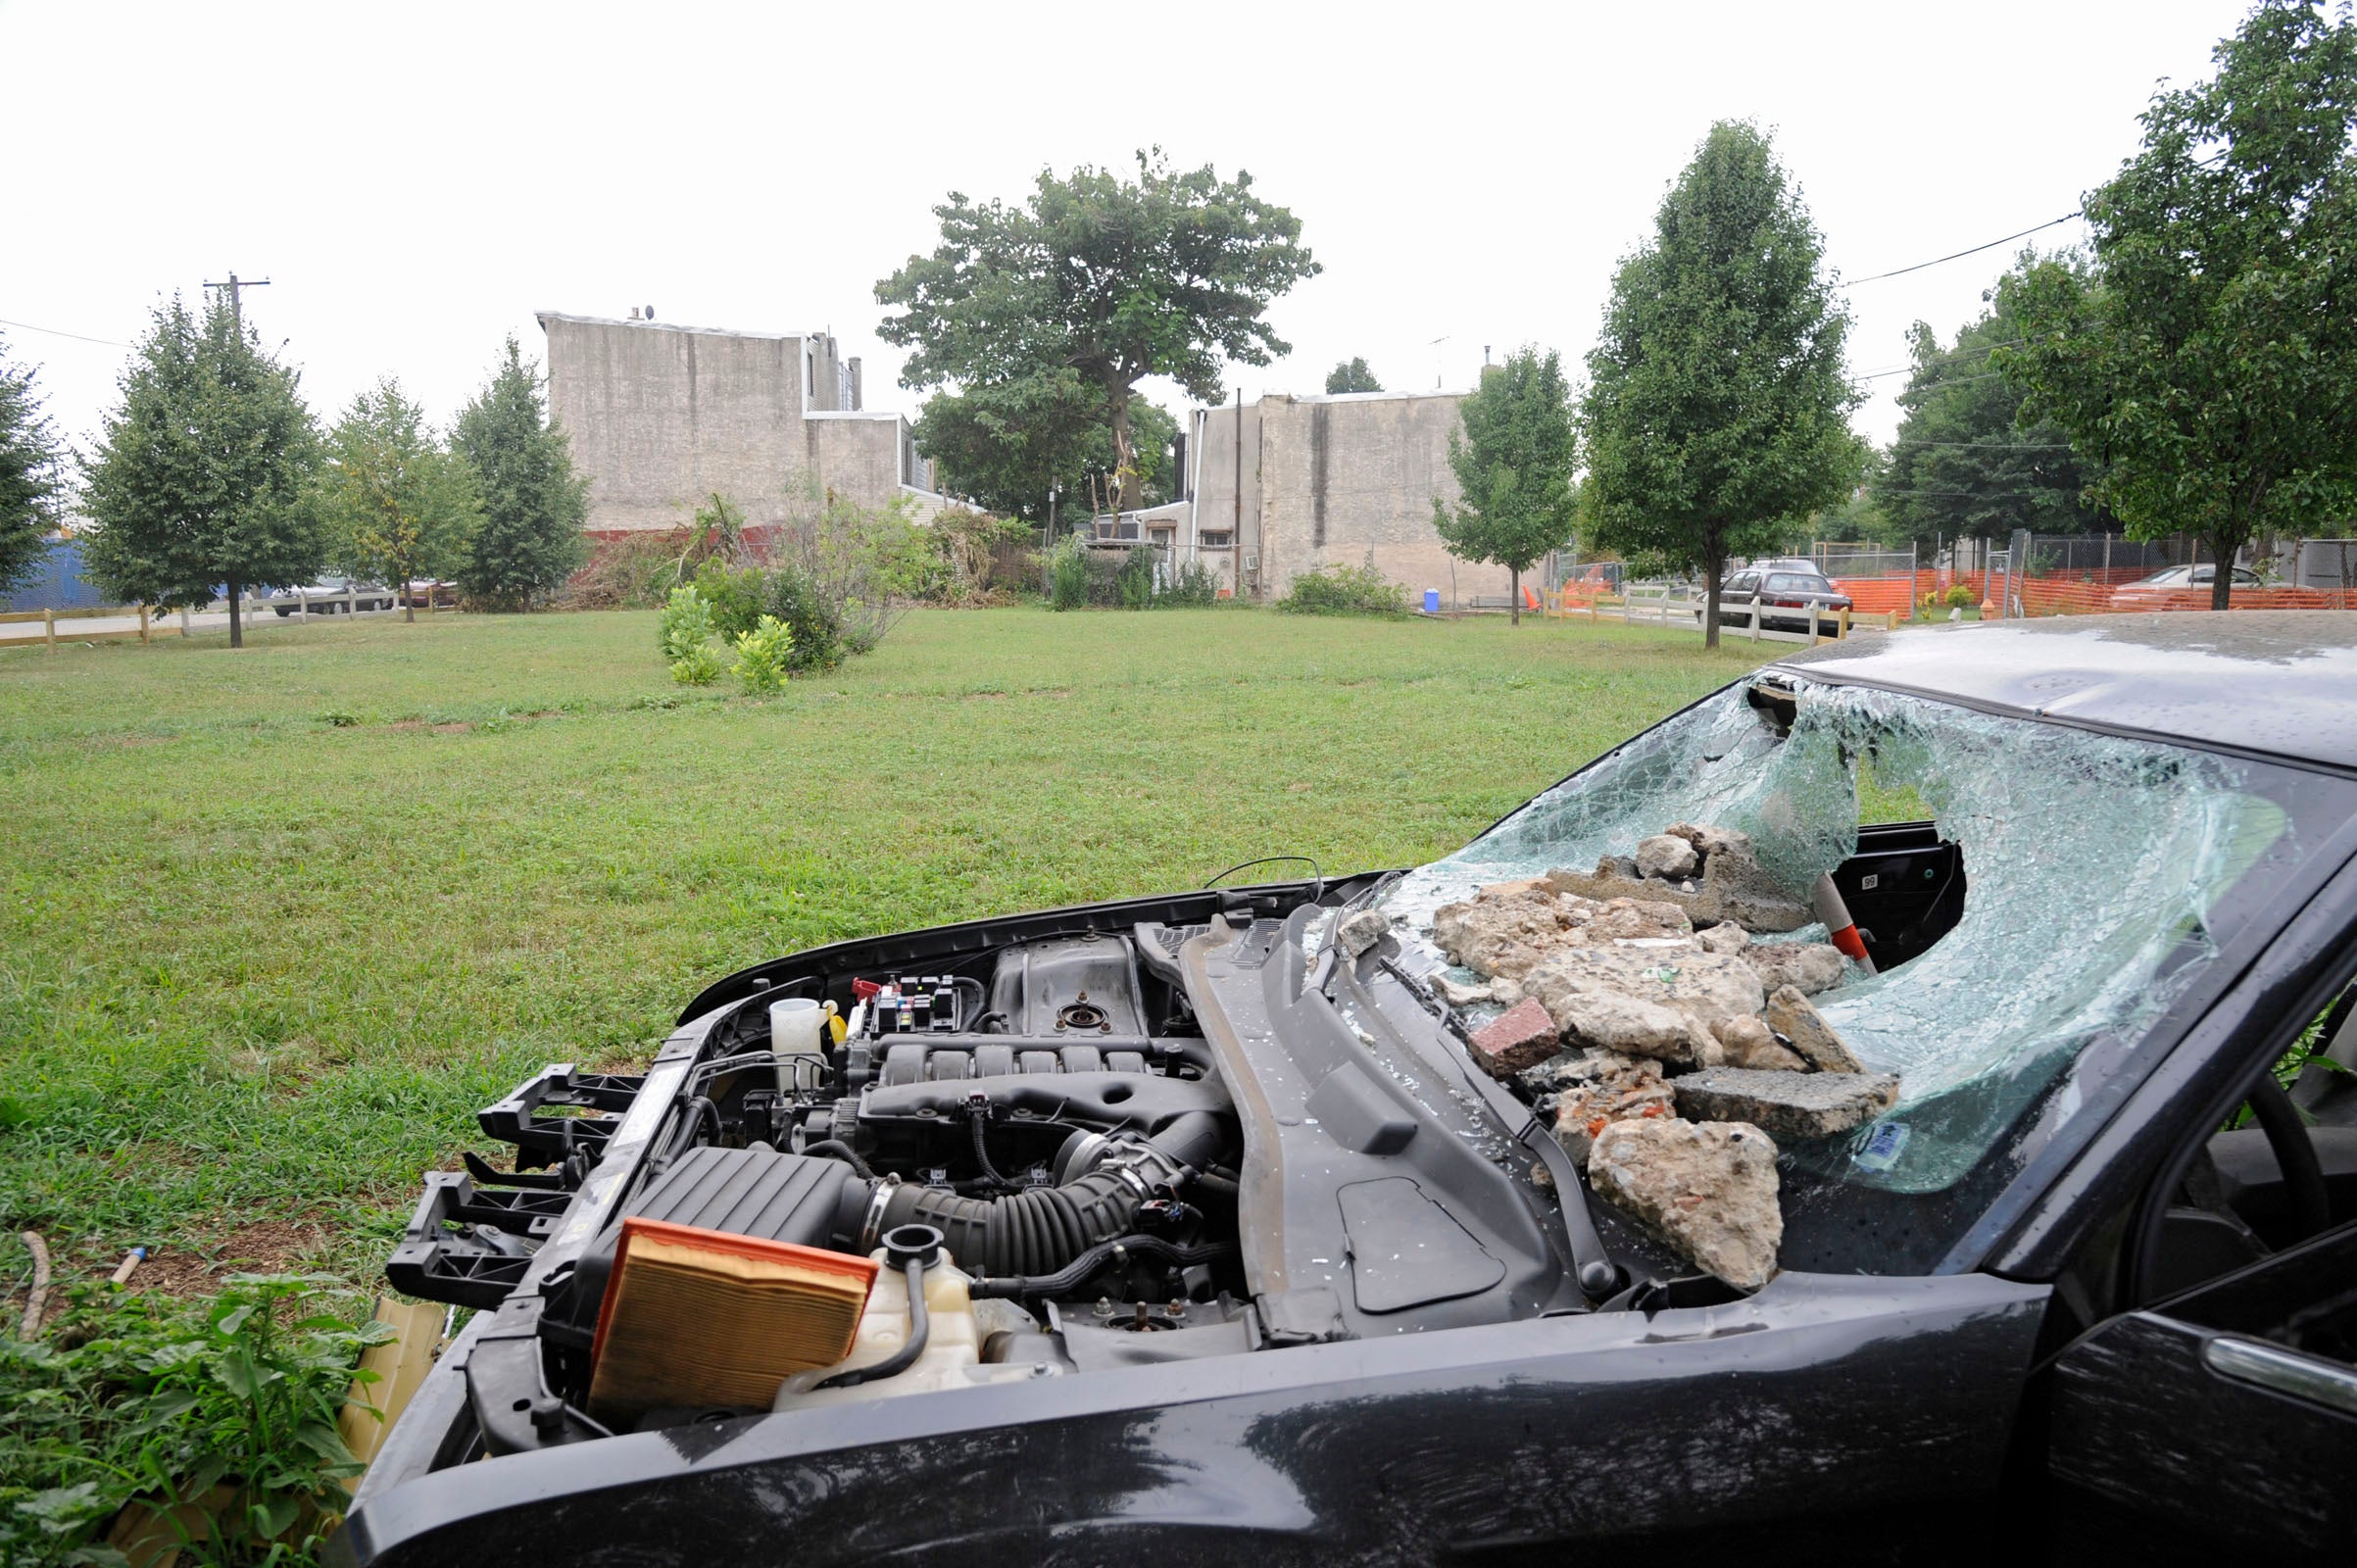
772,1245 -> 1044,1411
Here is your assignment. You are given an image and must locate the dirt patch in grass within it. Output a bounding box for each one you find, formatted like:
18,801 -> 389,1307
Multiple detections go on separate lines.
124,1220 -> 334,1298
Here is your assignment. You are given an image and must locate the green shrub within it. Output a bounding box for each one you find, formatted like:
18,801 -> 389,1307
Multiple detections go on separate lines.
1944,585 -> 1976,608
660,585 -> 720,685
1048,534 -> 1091,611
731,614 -> 796,694
1277,563 -> 1409,616
1161,558 -> 1220,608
0,1277 -> 387,1568
1115,547 -> 1157,610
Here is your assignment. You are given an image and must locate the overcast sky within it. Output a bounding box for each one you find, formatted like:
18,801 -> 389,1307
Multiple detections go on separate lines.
2,0 -> 2259,466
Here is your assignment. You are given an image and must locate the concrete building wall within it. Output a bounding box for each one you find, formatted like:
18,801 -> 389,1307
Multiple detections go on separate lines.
540,312 -> 928,536
1186,391 -> 1516,604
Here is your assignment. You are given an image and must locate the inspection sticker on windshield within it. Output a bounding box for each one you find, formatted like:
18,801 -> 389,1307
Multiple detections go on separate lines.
1853,1121 -> 1910,1172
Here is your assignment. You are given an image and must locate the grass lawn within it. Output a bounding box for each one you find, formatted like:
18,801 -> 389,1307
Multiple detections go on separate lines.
0,607 -> 1770,1298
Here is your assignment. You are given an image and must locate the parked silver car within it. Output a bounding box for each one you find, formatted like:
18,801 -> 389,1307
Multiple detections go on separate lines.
270,575 -> 395,615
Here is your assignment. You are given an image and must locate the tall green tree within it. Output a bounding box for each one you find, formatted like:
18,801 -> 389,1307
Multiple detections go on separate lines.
453,336 -> 589,611
83,295 -> 320,648
1580,121 -> 1864,646
1878,260 -> 2111,547
316,379 -> 481,622
1999,1 -> 2357,609
916,376 -> 1177,522
877,148 -> 1318,511
1432,348 -> 1577,625
0,334 -> 60,595
1325,357 -> 1383,394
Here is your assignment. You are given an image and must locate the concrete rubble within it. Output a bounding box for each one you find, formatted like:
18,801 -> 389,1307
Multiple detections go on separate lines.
1587,1119 -> 1784,1291
1670,1067 -> 1900,1141
1335,908 -> 1392,958
1417,822 -> 1902,1290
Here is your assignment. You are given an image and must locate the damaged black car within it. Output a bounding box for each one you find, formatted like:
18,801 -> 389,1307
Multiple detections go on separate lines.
336,613 -> 2357,1566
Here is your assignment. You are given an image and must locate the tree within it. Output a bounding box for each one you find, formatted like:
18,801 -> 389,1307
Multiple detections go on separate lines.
877,148 -> 1318,511
1998,1 -> 2357,609
315,379 -> 481,622
1878,261 -> 2111,548
1325,358 -> 1383,395
452,336 -> 589,611
915,376 -> 1177,522
0,334 -> 60,595
83,295 -> 320,648
1580,122 -> 1864,647
1431,348 -> 1577,624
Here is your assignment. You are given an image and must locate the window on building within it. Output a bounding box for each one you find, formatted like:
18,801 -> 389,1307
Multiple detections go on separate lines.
1201,530 -> 1234,549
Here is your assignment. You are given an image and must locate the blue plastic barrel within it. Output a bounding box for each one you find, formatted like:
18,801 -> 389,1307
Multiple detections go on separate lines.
1422,588 -> 1441,613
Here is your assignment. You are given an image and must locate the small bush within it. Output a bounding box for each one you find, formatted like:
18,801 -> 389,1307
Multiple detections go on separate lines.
660,586 -> 720,685
1115,547 -> 1157,610
1277,563 -> 1409,616
731,614 -> 796,694
1048,535 -> 1091,611
1161,558 -> 1220,608
1944,585 -> 1976,608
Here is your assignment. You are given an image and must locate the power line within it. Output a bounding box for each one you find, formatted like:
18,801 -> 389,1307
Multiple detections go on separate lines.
0,314 -> 129,349
1841,214 -> 2080,286
1855,337 -> 2031,380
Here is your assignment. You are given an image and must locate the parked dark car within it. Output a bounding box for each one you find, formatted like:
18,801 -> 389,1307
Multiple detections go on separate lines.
338,613 -> 2357,1567
1704,566 -> 1853,631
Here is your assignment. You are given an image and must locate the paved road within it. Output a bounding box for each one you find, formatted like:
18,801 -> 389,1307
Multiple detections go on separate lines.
0,603 -> 403,645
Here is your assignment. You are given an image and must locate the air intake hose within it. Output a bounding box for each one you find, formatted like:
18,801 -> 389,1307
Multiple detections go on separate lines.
866,1113 -> 1223,1279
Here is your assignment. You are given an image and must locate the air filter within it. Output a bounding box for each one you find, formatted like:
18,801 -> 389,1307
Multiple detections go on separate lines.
587,1216 -> 879,1422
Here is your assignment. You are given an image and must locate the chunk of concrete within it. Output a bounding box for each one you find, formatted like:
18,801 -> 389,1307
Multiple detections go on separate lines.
1635,833 -> 1700,881
1520,945 -> 1766,1069
1545,840 -> 1810,933
1712,1014 -> 1807,1072
1738,941 -> 1847,997
1586,898 -> 1694,944
1764,985 -> 1864,1073
1694,921 -> 1748,956
1551,1076 -> 1678,1162
1431,886 -> 1576,981
1516,1046 -> 1663,1098
1670,1067 -> 1899,1142
1666,821 -> 1752,861
1467,997 -> 1562,1079
1335,908 -> 1391,958
1588,1118 -> 1783,1290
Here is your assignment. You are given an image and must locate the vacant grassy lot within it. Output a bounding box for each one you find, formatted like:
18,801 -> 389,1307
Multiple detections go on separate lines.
0,607 -> 1768,1295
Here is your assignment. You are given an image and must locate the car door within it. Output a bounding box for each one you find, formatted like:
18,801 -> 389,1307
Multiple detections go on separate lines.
2038,1224 -> 2357,1563
1720,571 -> 1757,624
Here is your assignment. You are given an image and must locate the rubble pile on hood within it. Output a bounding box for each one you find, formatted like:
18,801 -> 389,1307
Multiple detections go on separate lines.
1425,823 -> 1903,1290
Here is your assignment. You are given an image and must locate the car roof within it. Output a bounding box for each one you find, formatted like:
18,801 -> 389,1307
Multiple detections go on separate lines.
1771,612 -> 2357,771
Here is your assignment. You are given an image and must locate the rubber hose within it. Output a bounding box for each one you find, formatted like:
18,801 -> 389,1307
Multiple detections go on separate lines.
881,1163 -> 1140,1277
967,1235 -> 1236,1299
803,1139 -> 877,1181
812,1258 -> 929,1389
1189,1171 -> 1240,1199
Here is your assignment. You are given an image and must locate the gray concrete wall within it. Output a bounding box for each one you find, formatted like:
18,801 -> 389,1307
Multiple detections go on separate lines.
542,313 -> 910,533
1190,401 -> 1265,598
1188,392 -> 1516,604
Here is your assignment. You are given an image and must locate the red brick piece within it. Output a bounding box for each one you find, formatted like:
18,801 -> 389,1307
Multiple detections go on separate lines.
1468,997 -> 1562,1079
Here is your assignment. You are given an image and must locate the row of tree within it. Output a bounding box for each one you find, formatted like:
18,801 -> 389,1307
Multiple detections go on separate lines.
0,297 -> 589,647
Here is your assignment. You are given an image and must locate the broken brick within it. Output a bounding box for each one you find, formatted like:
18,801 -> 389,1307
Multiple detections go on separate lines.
1466,997 -> 1561,1078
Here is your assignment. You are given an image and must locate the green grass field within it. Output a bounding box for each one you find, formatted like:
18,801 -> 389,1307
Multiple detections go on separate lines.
0,607 -> 1769,1296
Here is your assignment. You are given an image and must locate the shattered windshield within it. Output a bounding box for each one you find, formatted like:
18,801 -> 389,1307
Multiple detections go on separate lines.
1380,674 -> 2314,1273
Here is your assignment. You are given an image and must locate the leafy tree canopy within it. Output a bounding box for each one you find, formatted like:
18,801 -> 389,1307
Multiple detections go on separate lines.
877,148 -> 1317,511
453,335 -> 589,611
1580,120 -> 1863,645
1432,347 -> 1577,624
0,333 -> 60,595
1324,357 -> 1383,394
916,373 -> 1176,523
316,378 -> 481,621
1877,256 -> 2111,546
1997,0 -> 2357,608
82,295 -> 321,646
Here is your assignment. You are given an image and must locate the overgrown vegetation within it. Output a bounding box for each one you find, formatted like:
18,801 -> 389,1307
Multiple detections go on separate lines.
1276,561 -> 1410,616
0,1275 -> 385,1567
659,586 -> 721,685
729,615 -> 795,695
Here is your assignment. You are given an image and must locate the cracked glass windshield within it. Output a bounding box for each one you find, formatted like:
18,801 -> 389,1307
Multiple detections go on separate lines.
1381,674 -> 2316,1271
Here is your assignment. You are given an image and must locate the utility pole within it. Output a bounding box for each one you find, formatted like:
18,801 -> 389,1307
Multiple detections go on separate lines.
203,271 -> 271,331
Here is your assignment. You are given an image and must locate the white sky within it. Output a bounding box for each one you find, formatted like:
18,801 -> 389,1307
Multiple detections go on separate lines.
1,0 -> 2254,466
